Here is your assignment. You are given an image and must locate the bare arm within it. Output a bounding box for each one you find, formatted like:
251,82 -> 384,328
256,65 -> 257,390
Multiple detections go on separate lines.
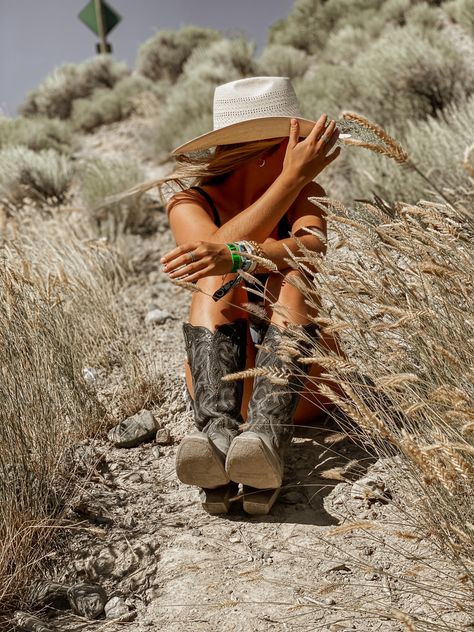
161,117 -> 338,281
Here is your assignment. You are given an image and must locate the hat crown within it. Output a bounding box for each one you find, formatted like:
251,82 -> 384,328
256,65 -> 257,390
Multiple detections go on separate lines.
213,76 -> 302,130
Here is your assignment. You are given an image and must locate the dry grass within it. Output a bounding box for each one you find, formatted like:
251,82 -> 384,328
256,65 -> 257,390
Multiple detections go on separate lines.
218,113 -> 474,629
0,207 -> 161,616
302,149 -> 473,625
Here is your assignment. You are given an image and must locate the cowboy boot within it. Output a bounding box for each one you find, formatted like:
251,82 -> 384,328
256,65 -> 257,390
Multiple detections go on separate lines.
226,322 -> 320,493
175,318 -> 247,489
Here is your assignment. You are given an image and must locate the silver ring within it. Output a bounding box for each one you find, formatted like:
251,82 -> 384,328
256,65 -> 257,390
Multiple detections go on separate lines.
188,250 -> 197,263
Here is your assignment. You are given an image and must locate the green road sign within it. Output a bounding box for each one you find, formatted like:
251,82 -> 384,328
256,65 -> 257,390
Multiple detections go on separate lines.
79,0 -> 121,36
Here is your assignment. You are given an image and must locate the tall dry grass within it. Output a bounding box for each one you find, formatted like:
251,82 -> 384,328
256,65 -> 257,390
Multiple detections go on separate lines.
219,113 -> 474,628
0,208 -> 162,617
294,121 -> 473,627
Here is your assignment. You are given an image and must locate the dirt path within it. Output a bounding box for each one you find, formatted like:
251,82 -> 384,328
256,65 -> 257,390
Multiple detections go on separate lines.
41,120 -> 466,632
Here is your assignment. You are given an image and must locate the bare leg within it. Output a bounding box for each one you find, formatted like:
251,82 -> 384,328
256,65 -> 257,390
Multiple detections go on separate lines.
183,273 -> 256,421
262,268 -> 348,425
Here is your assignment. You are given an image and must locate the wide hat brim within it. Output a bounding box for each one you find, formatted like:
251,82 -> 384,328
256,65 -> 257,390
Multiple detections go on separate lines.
170,116 -> 318,156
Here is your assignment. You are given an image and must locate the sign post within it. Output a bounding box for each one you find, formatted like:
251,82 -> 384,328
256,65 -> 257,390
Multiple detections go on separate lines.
78,0 -> 121,54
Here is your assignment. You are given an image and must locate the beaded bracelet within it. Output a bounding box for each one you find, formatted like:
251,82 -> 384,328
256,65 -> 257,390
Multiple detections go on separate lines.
234,240 -> 256,273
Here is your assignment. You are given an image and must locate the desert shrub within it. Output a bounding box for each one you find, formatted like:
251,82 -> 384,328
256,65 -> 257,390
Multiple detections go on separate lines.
348,23 -> 474,127
0,115 -> 74,154
147,37 -> 256,160
71,74 -> 167,133
293,63 -> 357,123
20,56 -> 129,120
444,0 -> 474,34
320,24 -> 372,65
136,25 -> 222,82
78,156 -> 155,236
0,146 -> 73,209
255,44 -> 311,79
339,94 -> 474,205
268,0 -> 382,54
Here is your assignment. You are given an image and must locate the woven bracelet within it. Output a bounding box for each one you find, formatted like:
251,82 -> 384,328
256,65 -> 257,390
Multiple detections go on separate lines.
226,243 -> 242,273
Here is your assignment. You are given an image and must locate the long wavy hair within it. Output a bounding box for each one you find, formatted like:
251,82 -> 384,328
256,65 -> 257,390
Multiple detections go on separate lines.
94,137 -> 287,213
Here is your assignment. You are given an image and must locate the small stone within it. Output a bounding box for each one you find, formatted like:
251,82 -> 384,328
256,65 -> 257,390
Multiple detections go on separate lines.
88,551 -> 115,577
12,612 -> 56,632
155,428 -> 172,445
104,596 -> 136,621
145,308 -> 172,325
363,546 -> 375,556
151,445 -> 161,459
108,410 -> 158,448
229,536 -> 241,544
82,367 -> 98,382
192,528 -> 202,536
67,583 -> 107,619
351,476 -> 391,503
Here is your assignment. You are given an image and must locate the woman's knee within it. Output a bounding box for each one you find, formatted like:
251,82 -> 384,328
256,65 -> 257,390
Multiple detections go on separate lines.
188,274 -> 250,327
264,268 -> 318,323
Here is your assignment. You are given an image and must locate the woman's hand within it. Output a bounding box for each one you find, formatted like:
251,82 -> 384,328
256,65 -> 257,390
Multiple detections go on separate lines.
282,115 -> 341,186
160,241 -> 233,283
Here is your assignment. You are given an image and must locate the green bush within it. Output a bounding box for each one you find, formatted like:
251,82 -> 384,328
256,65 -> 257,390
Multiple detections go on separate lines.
268,0 -> 382,54
71,74 -> 165,133
78,157 -> 155,236
136,25 -> 222,82
338,93 -> 474,205
349,23 -> 474,127
444,0 -> 474,34
20,56 -> 129,120
0,146 -> 73,208
255,44 -> 311,79
147,37 -> 256,160
0,115 -> 74,153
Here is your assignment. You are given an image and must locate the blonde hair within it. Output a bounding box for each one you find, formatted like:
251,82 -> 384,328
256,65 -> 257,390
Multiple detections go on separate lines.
93,137 -> 286,213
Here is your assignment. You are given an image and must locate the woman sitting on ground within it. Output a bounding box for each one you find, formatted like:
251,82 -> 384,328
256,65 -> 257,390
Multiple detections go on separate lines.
138,76 -> 345,514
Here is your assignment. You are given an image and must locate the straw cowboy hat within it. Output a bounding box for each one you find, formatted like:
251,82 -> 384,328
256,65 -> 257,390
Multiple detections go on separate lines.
170,76 -> 321,156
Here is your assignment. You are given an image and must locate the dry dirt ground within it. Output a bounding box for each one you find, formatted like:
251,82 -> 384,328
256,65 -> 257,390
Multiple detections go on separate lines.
23,120 -> 470,632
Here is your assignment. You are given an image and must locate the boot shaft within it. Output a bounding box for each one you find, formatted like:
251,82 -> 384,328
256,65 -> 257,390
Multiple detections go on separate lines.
182,319 -> 248,435
246,322 -> 320,446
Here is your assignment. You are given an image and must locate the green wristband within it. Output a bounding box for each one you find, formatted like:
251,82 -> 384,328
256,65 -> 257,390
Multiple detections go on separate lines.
226,243 -> 242,272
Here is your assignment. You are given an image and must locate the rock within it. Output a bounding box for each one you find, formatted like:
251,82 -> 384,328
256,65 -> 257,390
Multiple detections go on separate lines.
145,308 -> 172,325
108,409 -> 158,448
12,612 -> 57,632
82,367 -> 98,382
351,476 -> 391,503
104,596 -> 136,621
67,584 -> 107,619
87,551 -> 115,577
155,427 -> 172,445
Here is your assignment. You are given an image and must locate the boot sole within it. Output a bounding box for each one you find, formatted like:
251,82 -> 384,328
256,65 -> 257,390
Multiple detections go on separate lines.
226,434 -> 283,489
176,434 -> 229,488
242,485 -> 280,515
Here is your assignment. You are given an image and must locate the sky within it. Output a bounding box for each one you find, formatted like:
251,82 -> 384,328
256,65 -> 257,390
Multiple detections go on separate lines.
0,0 -> 295,116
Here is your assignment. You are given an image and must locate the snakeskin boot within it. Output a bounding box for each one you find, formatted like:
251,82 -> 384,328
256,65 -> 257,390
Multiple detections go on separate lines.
175,318 -> 247,489
226,322 -> 320,489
